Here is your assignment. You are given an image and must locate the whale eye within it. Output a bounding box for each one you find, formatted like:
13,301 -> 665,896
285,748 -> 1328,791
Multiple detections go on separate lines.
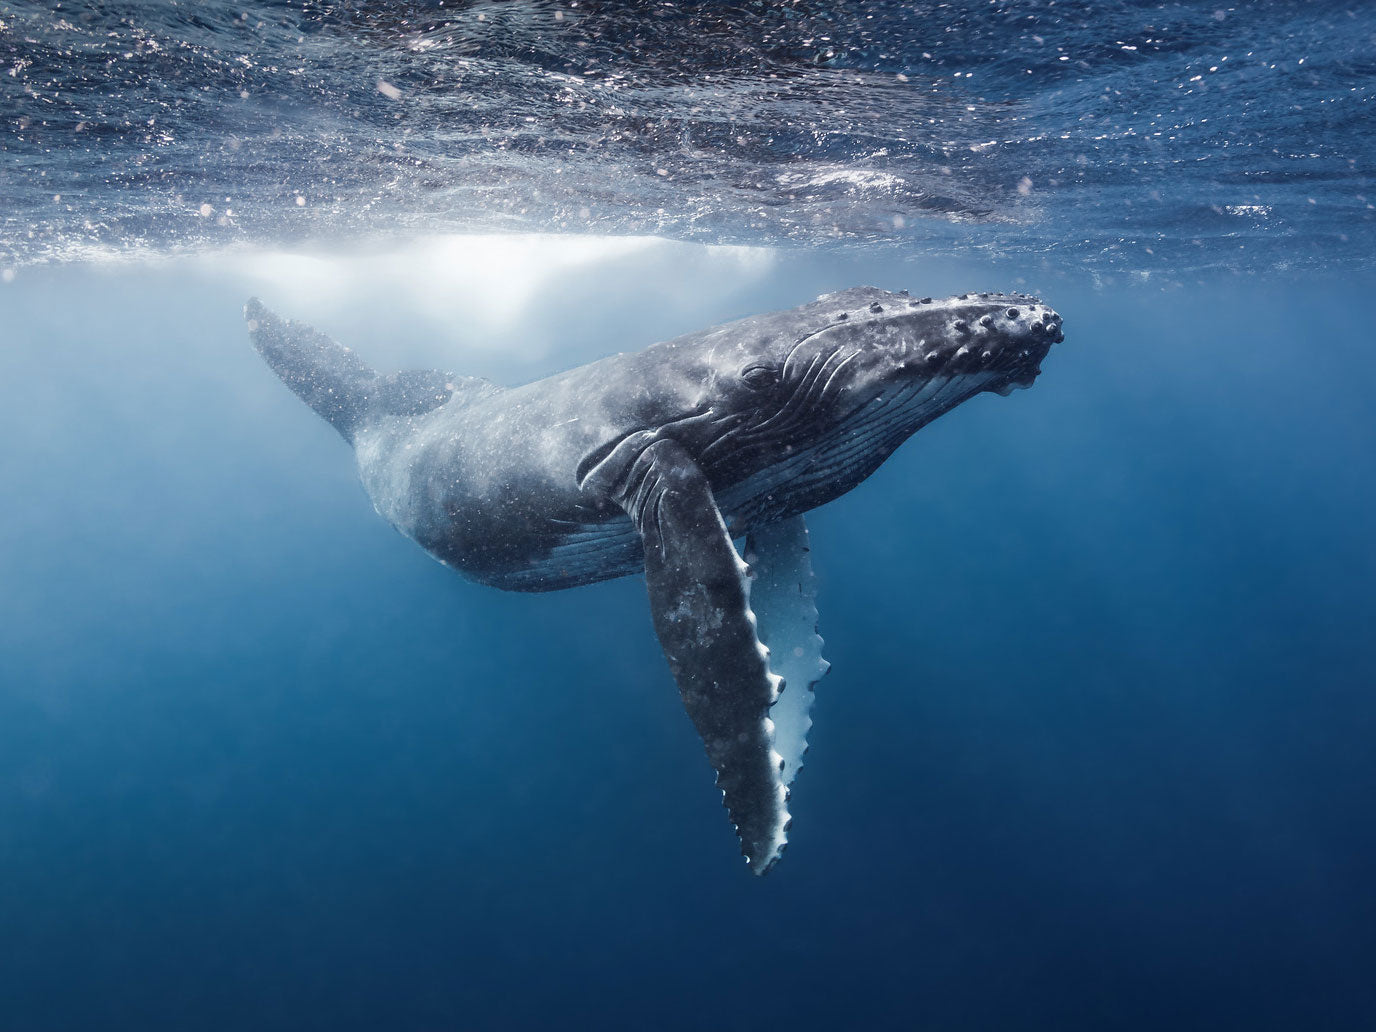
741,365 -> 779,392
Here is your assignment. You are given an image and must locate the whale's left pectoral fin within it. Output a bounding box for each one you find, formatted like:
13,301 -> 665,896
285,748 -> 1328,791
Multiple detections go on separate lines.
595,437 -> 790,873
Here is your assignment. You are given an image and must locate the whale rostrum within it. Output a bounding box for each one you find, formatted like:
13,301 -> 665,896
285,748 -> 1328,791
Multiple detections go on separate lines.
245,287 -> 1062,873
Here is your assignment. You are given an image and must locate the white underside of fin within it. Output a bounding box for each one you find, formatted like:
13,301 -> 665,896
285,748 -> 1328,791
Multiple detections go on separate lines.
744,515 -> 829,788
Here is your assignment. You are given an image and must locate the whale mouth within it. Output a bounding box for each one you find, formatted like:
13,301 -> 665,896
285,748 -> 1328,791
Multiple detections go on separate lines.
993,378 -> 1027,397
992,335 -> 1056,394
991,366 -> 1044,395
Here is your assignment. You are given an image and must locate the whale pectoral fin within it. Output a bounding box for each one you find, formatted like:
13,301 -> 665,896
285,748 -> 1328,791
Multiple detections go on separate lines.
610,439 -> 788,874
744,516 -> 829,789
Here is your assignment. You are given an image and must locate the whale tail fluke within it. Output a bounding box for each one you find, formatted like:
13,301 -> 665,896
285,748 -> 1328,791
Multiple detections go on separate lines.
246,299 -> 488,444
244,298 -> 381,443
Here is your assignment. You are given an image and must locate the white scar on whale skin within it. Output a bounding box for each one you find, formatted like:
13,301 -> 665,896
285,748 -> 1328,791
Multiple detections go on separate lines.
245,286 -> 1060,874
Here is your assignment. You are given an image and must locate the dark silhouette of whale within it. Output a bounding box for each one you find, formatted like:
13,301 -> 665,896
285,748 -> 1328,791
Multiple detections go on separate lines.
246,287 -> 1061,873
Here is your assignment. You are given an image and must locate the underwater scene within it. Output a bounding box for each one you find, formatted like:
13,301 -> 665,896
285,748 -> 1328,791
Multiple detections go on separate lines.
3,2 -> 1375,1029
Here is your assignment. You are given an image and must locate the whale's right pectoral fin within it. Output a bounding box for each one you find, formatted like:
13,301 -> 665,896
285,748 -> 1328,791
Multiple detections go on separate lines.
590,436 -> 789,873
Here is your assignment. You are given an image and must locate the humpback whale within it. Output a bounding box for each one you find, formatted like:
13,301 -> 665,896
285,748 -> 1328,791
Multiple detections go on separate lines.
245,287 -> 1061,873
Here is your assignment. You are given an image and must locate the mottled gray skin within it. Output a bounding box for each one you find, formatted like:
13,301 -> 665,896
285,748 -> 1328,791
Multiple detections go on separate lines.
245,286 -> 1061,872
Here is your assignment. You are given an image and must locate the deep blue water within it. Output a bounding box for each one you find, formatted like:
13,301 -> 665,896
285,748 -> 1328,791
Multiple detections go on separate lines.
3,2 -> 1376,1031
4,249 -> 1375,1030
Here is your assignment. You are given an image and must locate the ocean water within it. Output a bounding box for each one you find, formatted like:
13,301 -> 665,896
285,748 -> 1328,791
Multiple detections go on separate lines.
3,3 -> 1376,1031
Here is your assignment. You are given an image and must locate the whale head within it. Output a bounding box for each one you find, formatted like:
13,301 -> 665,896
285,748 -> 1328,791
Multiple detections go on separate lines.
685,288 -> 1062,519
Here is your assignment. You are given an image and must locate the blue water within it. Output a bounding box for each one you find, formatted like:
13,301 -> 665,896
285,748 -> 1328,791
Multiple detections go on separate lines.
3,3 -> 1376,1030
